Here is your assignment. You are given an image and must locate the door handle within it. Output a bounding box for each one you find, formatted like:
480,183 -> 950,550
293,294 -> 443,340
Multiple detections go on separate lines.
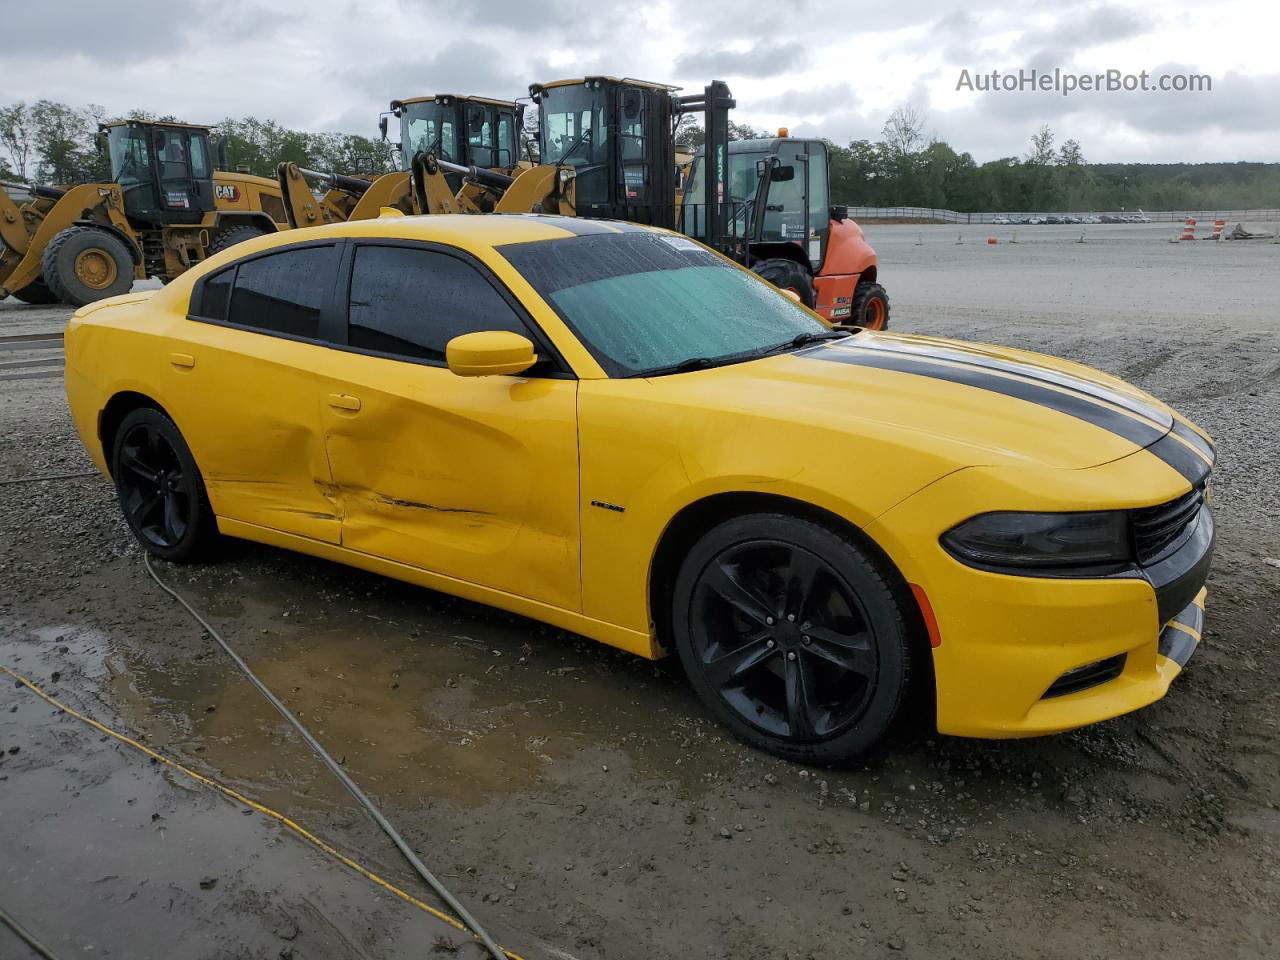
170,352 -> 195,369
327,393 -> 362,412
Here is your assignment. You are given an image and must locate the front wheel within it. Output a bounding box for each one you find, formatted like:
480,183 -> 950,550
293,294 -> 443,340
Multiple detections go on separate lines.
751,258 -> 816,308
41,226 -> 134,306
111,408 -> 218,563
672,513 -> 914,763
852,282 -> 889,330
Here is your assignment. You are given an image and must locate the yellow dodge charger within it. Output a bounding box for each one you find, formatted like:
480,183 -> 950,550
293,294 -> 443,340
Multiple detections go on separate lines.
64,214 -> 1215,762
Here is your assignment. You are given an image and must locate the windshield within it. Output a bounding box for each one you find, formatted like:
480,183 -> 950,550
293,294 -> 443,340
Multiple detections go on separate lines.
538,85 -> 608,167
108,125 -> 152,186
497,230 -> 830,377
681,149 -> 766,240
399,102 -> 459,168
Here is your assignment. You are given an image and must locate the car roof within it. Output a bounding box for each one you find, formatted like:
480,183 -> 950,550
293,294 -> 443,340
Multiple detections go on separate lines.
260,213 -> 668,251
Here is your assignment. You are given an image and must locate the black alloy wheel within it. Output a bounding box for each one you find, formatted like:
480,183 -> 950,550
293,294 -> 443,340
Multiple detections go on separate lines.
673,514 -> 912,762
112,408 -> 216,562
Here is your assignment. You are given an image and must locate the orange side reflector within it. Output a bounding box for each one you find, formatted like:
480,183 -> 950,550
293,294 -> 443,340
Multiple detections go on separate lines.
910,583 -> 942,648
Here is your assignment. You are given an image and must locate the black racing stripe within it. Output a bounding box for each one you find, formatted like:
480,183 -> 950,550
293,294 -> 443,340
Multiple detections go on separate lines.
1146,434 -> 1211,486
1158,624 -> 1200,668
848,339 -> 1172,428
817,348 -> 1209,487
821,348 -> 1166,445
521,216 -> 623,236
1171,418 -> 1215,464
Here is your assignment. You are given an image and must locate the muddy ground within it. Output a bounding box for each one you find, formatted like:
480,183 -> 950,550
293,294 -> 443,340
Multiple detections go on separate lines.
1,222 -> 1278,959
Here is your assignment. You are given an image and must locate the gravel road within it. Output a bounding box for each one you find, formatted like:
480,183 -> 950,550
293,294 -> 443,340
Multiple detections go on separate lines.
1,224 -> 1277,959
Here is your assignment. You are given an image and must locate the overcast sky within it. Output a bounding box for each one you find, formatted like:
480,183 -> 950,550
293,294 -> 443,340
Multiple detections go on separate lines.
5,0 -> 1277,163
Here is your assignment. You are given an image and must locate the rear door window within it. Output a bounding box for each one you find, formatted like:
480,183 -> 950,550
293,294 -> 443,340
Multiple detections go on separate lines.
226,245 -> 335,339
346,245 -> 528,363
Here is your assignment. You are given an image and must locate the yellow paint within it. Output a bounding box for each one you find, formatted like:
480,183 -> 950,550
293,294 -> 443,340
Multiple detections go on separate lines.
63,214 -> 1215,738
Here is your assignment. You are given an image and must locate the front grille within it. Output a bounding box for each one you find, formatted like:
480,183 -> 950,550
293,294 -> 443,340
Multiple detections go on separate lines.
1133,485 -> 1204,564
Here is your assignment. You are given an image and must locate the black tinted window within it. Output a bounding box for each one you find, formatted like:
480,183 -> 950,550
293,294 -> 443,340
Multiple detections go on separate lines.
197,267 -> 233,321
348,245 -> 526,362
227,246 -> 332,338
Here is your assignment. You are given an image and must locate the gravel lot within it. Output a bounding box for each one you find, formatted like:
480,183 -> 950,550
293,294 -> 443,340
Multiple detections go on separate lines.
2,222 -> 1278,959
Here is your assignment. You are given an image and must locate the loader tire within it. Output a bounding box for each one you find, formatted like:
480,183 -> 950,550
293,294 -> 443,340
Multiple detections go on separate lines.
851,282 -> 889,330
41,226 -> 134,307
751,257 -> 816,308
10,279 -> 61,305
207,225 -> 268,258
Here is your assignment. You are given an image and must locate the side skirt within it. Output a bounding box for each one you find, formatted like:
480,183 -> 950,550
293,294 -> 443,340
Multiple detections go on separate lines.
216,517 -> 659,659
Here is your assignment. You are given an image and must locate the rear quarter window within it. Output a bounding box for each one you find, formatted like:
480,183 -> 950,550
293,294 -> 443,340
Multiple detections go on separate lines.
225,245 -> 334,339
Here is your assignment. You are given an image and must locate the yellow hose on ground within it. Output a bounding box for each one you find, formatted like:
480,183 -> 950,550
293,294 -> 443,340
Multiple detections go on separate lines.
1,664 -> 525,960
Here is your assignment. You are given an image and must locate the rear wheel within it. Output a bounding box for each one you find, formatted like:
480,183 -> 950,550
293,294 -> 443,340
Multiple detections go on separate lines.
751,258 -> 816,308
111,408 -> 217,563
851,282 -> 889,330
671,513 -> 913,763
41,226 -> 134,306
9,279 -> 60,305
206,224 -> 268,258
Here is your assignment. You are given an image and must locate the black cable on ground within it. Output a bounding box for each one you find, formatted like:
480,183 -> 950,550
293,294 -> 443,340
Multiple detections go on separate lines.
141,553 -> 509,960
0,904 -> 61,960
0,471 -> 98,486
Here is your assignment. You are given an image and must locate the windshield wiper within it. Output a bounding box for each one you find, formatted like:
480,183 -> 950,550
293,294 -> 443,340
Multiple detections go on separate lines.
628,356 -> 716,378
756,329 -> 853,357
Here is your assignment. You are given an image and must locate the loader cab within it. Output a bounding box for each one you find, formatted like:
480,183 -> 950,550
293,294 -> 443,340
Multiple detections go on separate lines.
391,95 -> 523,188
681,136 -> 831,268
103,121 -> 216,227
531,77 -> 678,227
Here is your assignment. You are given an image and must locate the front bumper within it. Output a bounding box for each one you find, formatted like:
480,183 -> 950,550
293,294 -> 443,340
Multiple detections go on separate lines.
864,462 -> 1215,739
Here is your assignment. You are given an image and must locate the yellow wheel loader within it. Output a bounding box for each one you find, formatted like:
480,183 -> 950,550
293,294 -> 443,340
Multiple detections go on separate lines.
277,94 -> 575,227
0,119 -> 289,307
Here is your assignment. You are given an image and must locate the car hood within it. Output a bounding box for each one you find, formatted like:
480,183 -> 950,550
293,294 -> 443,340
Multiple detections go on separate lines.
661,331 -> 1207,480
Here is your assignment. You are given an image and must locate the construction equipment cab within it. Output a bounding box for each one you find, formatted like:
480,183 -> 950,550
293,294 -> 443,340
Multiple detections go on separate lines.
277,94 -> 533,228
682,133 -> 888,328
531,77 -> 678,226
0,119 -> 288,306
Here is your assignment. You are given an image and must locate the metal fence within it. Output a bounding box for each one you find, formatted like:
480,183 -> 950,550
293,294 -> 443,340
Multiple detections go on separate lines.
845,206 -> 1280,224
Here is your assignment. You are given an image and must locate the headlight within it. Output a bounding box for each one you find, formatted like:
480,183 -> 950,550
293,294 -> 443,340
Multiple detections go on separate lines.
941,511 -> 1132,573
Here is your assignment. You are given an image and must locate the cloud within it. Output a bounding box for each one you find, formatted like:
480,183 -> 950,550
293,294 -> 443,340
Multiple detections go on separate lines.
674,41 -> 808,79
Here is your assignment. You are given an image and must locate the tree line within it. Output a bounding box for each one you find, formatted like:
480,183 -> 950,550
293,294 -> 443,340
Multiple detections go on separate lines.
0,100 -> 393,185
4,99 -> 1277,212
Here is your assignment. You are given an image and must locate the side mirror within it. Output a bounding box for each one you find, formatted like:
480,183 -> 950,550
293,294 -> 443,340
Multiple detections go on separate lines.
446,331 -> 537,377
378,116 -> 388,142
771,165 -> 795,182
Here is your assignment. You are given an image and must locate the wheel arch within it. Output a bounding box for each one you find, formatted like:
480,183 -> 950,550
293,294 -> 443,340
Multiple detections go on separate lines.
71,219 -> 143,265
212,211 -> 280,234
747,242 -> 812,272
98,390 -> 171,475
647,491 -> 934,702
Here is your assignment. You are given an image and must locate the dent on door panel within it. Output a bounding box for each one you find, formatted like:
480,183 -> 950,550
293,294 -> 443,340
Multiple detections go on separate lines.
322,371 -> 580,611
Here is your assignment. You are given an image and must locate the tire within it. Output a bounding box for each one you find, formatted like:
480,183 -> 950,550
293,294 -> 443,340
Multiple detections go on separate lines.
9,279 -> 61,305
41,226 -> 134,307
851,282 -> 889,330
751,257 -> 816,308
206,225 -> 268,258
671,513 -> 914,763
111,407 -> 218,563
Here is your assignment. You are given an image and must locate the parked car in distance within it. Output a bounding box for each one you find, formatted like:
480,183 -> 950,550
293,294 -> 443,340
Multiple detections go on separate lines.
992,216 -> 1011,225
1101,215 -> 1124,224
63,214 -> 1218,763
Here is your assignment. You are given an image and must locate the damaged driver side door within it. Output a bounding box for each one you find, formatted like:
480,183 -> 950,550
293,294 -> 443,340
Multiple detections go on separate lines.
319,241 -> 581,612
